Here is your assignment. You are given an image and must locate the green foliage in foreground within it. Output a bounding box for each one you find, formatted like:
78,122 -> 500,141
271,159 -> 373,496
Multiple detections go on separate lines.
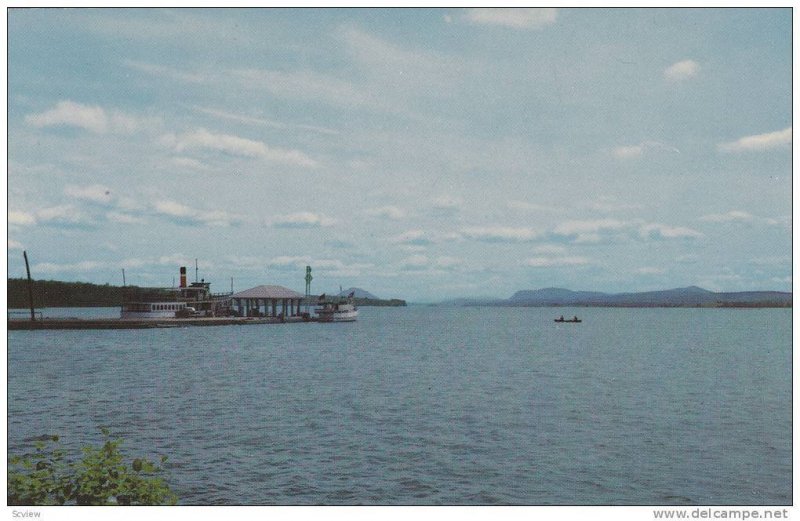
8,429 -> 177,506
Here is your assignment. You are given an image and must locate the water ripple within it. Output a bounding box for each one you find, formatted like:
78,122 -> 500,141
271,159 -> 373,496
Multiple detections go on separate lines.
7,307 -> 792,505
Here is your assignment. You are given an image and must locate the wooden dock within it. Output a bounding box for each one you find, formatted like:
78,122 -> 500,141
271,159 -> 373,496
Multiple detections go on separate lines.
8,316 -> 315,330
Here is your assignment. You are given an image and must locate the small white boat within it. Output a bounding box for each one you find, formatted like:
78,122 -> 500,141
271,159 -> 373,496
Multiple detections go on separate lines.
315,293 -> 358,322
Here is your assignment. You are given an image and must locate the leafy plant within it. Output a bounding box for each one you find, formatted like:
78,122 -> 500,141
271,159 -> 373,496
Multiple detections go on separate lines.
8,429 -> 177,506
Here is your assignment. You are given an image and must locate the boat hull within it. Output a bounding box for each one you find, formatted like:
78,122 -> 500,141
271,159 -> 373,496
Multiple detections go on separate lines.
121,310 -> 178,319
316,310 -> 359,322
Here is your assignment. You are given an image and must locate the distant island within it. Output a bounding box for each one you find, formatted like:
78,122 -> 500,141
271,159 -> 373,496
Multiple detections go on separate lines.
334,287 -> 406,307
440,286 -> 791,308
7,279 -> 406,309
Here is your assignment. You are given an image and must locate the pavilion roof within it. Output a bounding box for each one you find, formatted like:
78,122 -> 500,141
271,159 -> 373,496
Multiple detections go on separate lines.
230,285 -> 305,299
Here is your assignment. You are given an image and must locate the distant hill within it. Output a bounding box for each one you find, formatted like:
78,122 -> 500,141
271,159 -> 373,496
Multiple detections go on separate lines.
312,288 -> 404,307
487,286 -> 790,308
337,287 -> 379,300
510,287 -> 609,305
330,287 -> 406,306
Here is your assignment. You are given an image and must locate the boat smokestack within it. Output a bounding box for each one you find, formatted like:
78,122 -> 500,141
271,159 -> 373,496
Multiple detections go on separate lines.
180,266 -> 187,288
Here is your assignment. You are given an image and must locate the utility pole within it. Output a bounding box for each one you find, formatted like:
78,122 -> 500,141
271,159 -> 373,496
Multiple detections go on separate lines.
305,266 -> 313,312
23,251 -> 35,321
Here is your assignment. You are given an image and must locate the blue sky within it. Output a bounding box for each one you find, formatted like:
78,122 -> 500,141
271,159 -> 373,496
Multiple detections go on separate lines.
7,8 -> 792,302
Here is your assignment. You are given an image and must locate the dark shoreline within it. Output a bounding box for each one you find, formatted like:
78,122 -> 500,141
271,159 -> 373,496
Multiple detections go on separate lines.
7,278 -> 406,308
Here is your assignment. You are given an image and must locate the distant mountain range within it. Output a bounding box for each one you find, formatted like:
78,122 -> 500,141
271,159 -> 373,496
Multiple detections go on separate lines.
440,286 -> 791,308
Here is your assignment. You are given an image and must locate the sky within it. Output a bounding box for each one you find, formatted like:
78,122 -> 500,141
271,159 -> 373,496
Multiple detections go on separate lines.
6,7 -> 793,302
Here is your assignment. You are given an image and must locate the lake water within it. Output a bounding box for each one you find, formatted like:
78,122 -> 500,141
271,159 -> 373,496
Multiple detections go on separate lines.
7,306 -> 792,505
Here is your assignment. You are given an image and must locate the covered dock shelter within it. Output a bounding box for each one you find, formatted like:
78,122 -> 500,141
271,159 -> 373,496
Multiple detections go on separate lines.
230,285 -> 306,318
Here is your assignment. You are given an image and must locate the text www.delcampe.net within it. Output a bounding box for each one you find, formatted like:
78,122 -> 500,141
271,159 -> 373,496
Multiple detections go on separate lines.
653,509 -> 790,520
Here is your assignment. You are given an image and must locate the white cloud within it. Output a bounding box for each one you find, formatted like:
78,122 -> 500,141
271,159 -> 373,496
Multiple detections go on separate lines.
8,211 -> 37,226
507,201 -> 559,213
572,233 -> 603,244
612,141 -> 680,159
584,199 -> 644,212
109,111 -> 155,135
64,184 -> 114,205
26,101 -> 108,133
718,127 -> 792,153
554,219 -> 627,236
432,195 -> 463,211
460,226 -> 541,242
435,256 -> 463,268
553,219 -> 702,242
530,245 -> 567,255
152,199 -> 241,227
366,206 -> 406,220
158,255 -> 209,270
636,266 -> 666,275
270,212 -> 335,228
269,255 -> 313,268
33,260 -> 107,273
390,230 -> 433,246
36,205 -> 93,227
465,8 -> 557,29
106,211 -> 146,224
172,157 -> 209,170
170,128 -> 318,168
8,239 -> 24,250
639,223 -> 703,239
339,26 -> 457,85
25,100 -> 158,135
700,211 -> 754,223
123,60 -> 206,84
612,144 -> 644,159
400,255 -> 429,269
267,256 -> 373,278
699,211 -> 785,227
270,256 -> 354,271
233,68 -> 375,112
194,106 -> 340,136
226,255 -> 267,270
525,256 -> 589,268
664,59 -> 700,82
153,200 -> 194,219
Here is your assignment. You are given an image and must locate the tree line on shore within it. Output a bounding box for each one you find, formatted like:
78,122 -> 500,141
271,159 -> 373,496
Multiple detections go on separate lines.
8,278 -> 126,308
8,278 -> 407,309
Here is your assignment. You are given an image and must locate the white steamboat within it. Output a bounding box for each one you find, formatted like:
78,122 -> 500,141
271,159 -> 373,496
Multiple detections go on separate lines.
120,266 -> 231,319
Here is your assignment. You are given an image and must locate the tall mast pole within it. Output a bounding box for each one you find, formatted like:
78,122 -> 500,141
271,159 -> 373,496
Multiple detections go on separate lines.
23,251 -> 35,321
305,266 -> 313,313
